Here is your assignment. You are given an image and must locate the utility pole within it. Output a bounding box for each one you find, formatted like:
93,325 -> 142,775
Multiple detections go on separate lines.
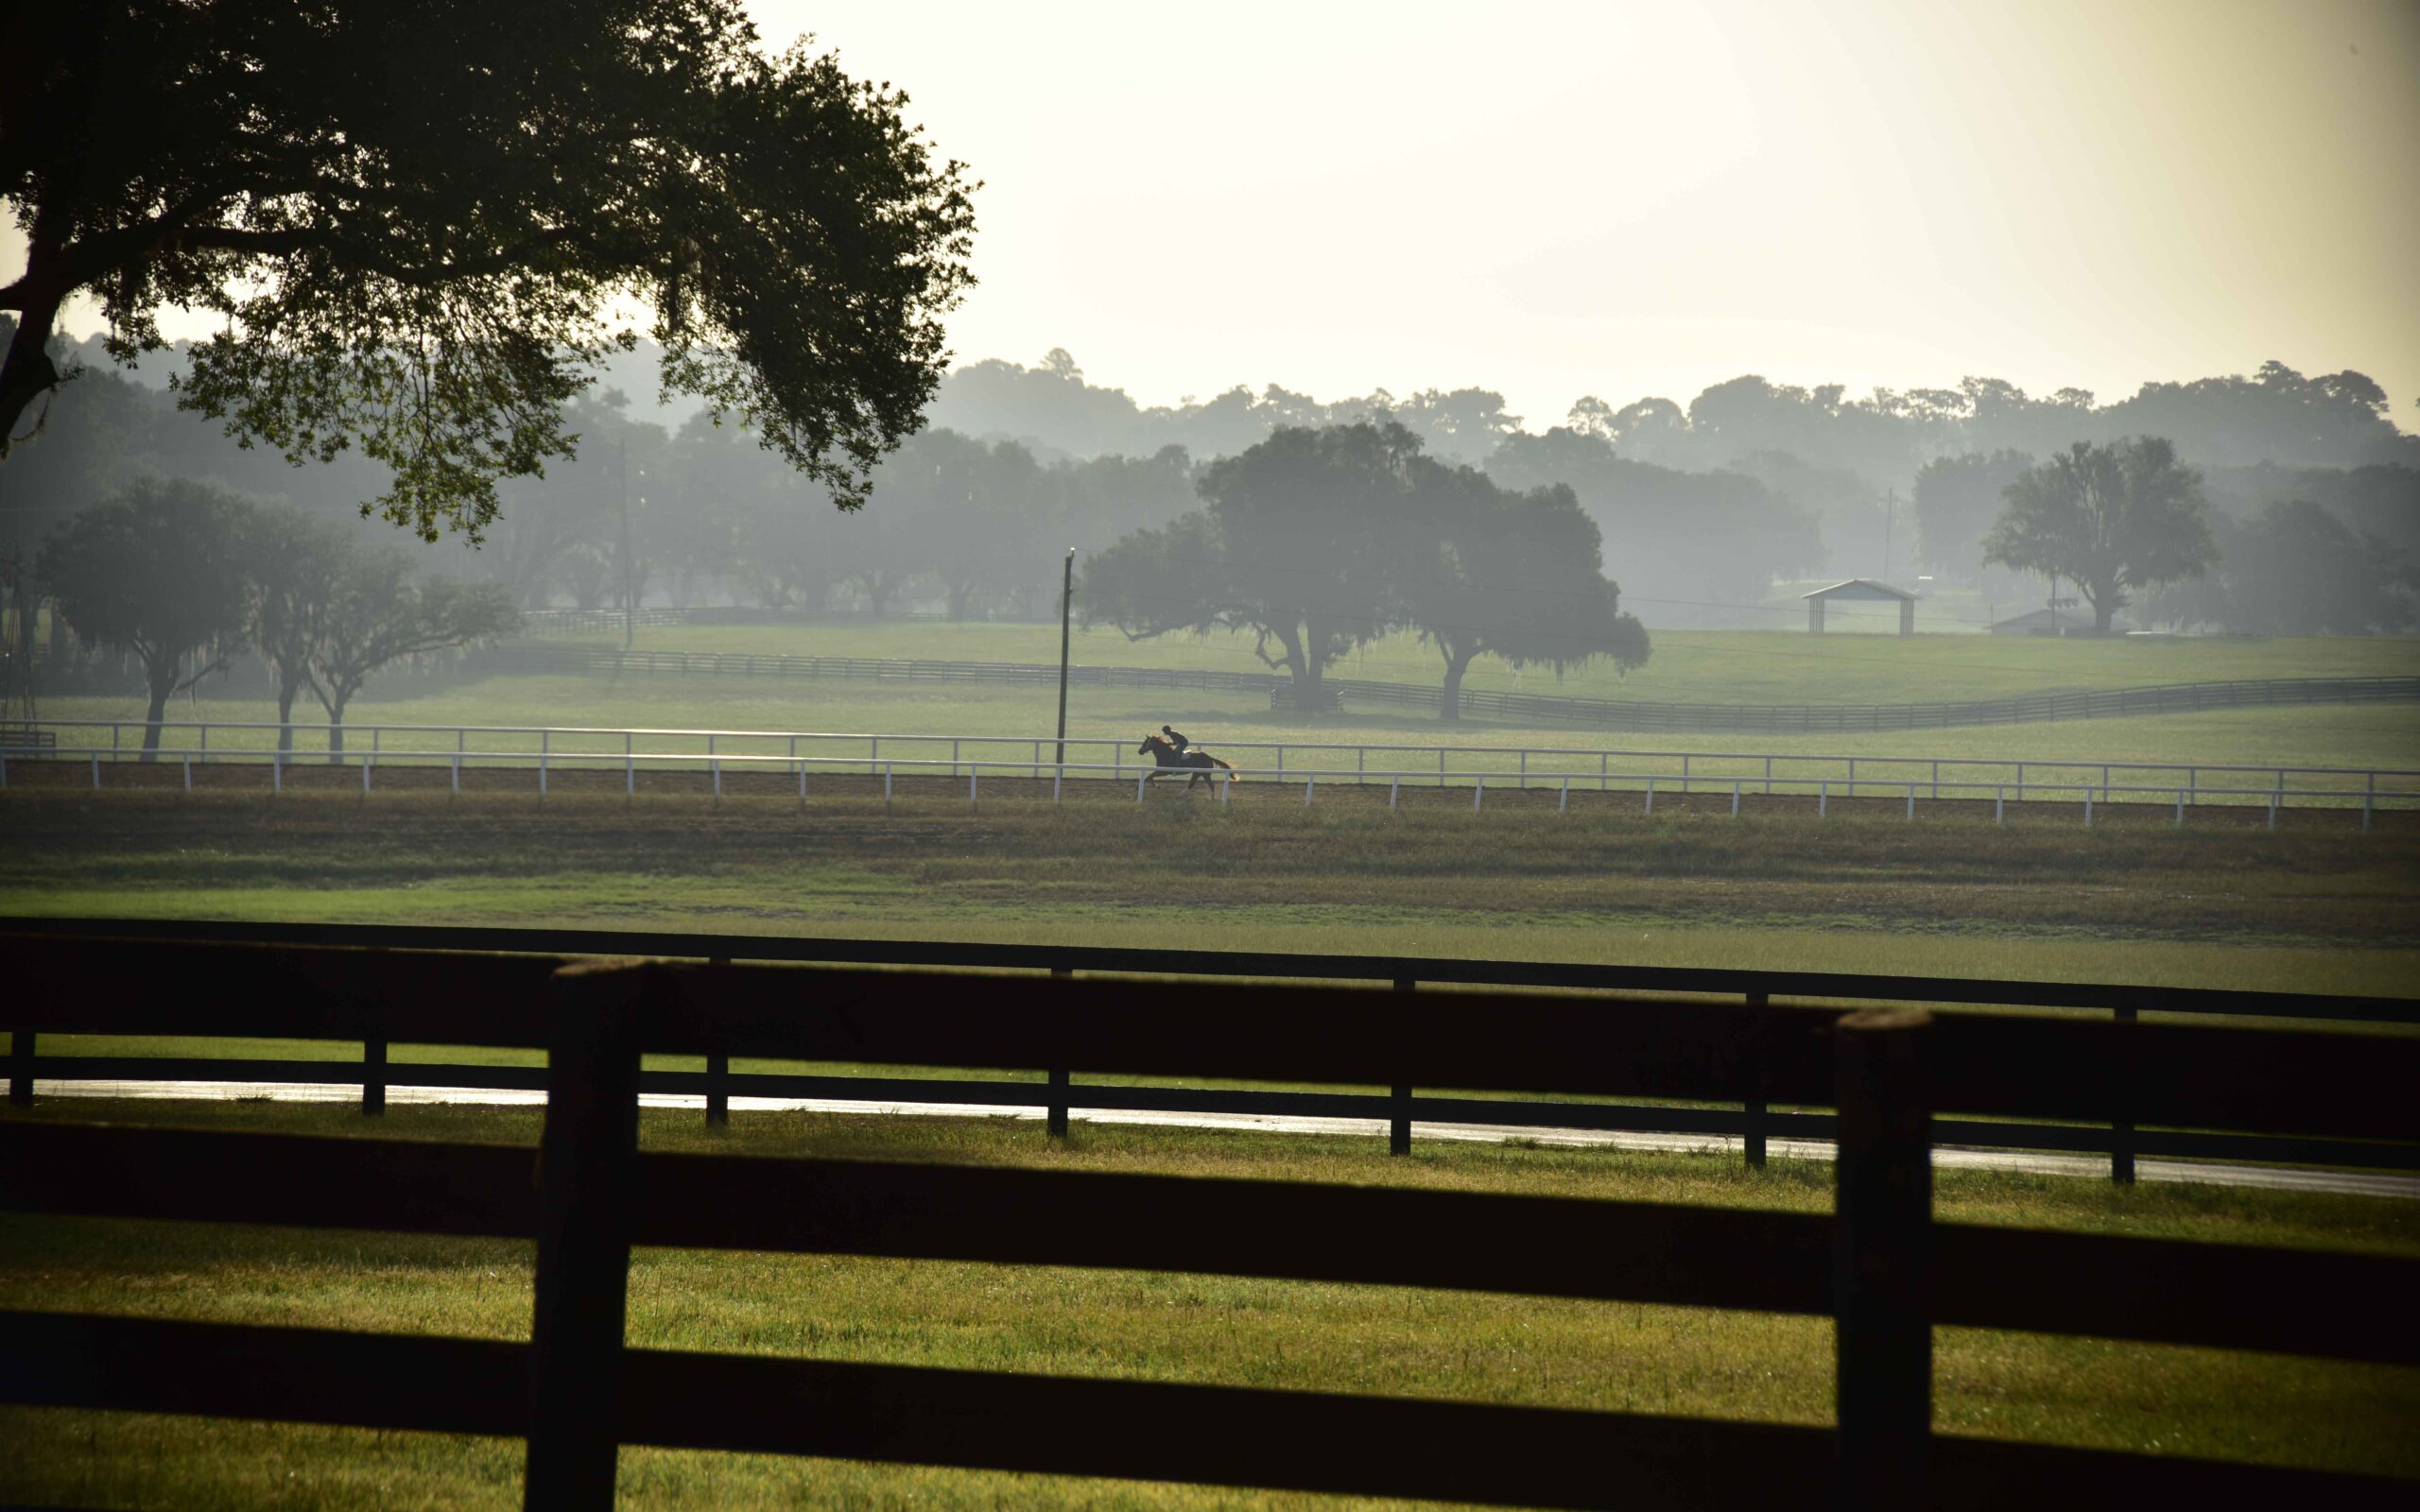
616,430 -> 633,649
1055,548 -> 1074,774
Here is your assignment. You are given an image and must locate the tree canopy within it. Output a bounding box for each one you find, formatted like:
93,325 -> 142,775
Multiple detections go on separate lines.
1082,422 -> 1648,713
1,0 -> 977,540
36,476 -> 253,753
1983,438 -> 2218,633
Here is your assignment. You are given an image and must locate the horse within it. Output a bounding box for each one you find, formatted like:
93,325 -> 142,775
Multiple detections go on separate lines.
1138,732 -> 1237,791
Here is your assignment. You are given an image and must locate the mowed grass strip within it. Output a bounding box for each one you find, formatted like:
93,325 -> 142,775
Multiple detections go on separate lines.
0,1099 -> 2414,1511
5,787 -> 2416,960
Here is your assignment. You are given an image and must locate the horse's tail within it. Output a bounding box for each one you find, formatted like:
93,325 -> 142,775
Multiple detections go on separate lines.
1211,756 -> 1238,785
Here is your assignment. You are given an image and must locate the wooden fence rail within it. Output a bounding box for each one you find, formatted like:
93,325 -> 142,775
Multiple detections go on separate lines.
9,921 -> 2419,1184
3,945 -> 2415,1508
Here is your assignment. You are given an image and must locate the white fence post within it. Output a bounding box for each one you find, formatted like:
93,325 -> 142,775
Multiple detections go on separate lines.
1645,775 -> 1654,815
182,755 -> 191,793
1389,775 -> 1400,810
1996,785 -> 2004,824
1305,774 -> 1315,806
1906,782 -> 1913,821
2175,790 -> 2184,825
1819,779 -> 1826,818
1472,775 -> 1484,812
454,753 -> 463,795
1053,769 -> 1063,804
1732,779 -> 1741,817
1559,775 -> 1569,813
1136,771 -> 1148,803
2083,791 -> 2092,828
713,758 -> 722,799
2268,794 -> 2279,830
884,764 -> 893,804
91,754 -> 100,790
362,755 -> 372,795
272,756 -> 282,796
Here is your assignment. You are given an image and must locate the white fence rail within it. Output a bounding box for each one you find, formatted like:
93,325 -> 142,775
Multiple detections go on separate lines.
2,718 -> 2411,825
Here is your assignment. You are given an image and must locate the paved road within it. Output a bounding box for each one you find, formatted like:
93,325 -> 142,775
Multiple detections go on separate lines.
42,1077 -> 2420,1201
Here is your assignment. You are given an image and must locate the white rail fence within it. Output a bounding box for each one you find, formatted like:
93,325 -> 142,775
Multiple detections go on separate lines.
3,719 -> 2411,825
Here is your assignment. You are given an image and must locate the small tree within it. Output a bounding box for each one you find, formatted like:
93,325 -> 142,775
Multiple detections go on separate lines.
38,480 -> 254,757
242,505 -> 354,756
311,552 -> 521,757
1984,438 -> 2217,633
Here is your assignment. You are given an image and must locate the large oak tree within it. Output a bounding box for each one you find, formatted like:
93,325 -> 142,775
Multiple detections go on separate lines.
1984,438 -> 2217,633
1,1 -> 976,540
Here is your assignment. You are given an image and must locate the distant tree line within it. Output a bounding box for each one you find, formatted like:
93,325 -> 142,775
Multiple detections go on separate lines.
32,478 -> 518,755
4,321 -> 2412,672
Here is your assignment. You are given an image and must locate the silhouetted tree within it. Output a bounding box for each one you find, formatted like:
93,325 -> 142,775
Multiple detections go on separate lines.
310,553 -> 520,757
1984,439 -> 2217,634
2144,503 -> 2412,636
1083,423 -> 1431,704
2,1 -> 976,540
37,479 -> 254,755
241,502 -> 353,754
1406,475 -> 1648,720
1914,450 -> 2035,579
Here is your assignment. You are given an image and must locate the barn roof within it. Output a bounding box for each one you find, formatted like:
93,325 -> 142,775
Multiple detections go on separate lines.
1799,578 -> 1918,602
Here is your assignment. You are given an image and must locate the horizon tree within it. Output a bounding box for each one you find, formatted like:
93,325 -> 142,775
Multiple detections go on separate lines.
1407,473 -> 1648,720
309,551 -> 520,757
36,479 -> 253,756
241,502 -> 353,755
1984,438 -> 2217,633
1081,423 -> 1431,706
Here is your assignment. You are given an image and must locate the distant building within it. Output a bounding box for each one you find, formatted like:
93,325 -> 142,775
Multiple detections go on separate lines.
1801,578 -> 1917,636
1987,607 -> 2136,636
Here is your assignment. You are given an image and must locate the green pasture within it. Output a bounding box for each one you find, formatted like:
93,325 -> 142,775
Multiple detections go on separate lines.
1,1098 -> 2414,1510
523,622 -> 2420,705
6,791 -> 2416,995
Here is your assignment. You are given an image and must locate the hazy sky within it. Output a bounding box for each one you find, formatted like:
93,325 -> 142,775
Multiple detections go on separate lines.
16,0 -> 2417,430
756,0 -> 2420,426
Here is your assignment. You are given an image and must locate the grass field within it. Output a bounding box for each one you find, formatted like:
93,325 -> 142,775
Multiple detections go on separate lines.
29,673 -> 2420,785
522,623 -> 2420,704
7,790 -> 2416,993
2,1097 -> 2414,1510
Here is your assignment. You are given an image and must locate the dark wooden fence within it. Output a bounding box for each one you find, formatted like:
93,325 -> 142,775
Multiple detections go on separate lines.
9,919 -> 2419,1183
3,936 -> 2416,1507
466,644 -> 2420,732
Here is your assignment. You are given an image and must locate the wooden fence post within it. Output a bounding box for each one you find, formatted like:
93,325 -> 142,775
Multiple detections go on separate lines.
1391,978 -> 1415,1156
1742,992 -> 1768,1169
1833,1008 -> 1932,1512
8,1028 -> 31,1107
1047,968 -> 1071,1139
704,958 -> 731,1127
2111,1004 -> 2136,1185
361,1038 -> 387,1118
526,961 -> 646,1512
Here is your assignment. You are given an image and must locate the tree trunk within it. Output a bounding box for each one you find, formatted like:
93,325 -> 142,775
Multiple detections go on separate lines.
1439,646 -> 1475,723
326,695 -> 351,762
2093,597 -> 2117,634
275,673 -> 305,756
140,679 -> 172,761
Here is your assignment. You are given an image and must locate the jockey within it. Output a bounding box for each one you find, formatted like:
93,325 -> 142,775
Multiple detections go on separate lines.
1162,725 -> 1191,756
